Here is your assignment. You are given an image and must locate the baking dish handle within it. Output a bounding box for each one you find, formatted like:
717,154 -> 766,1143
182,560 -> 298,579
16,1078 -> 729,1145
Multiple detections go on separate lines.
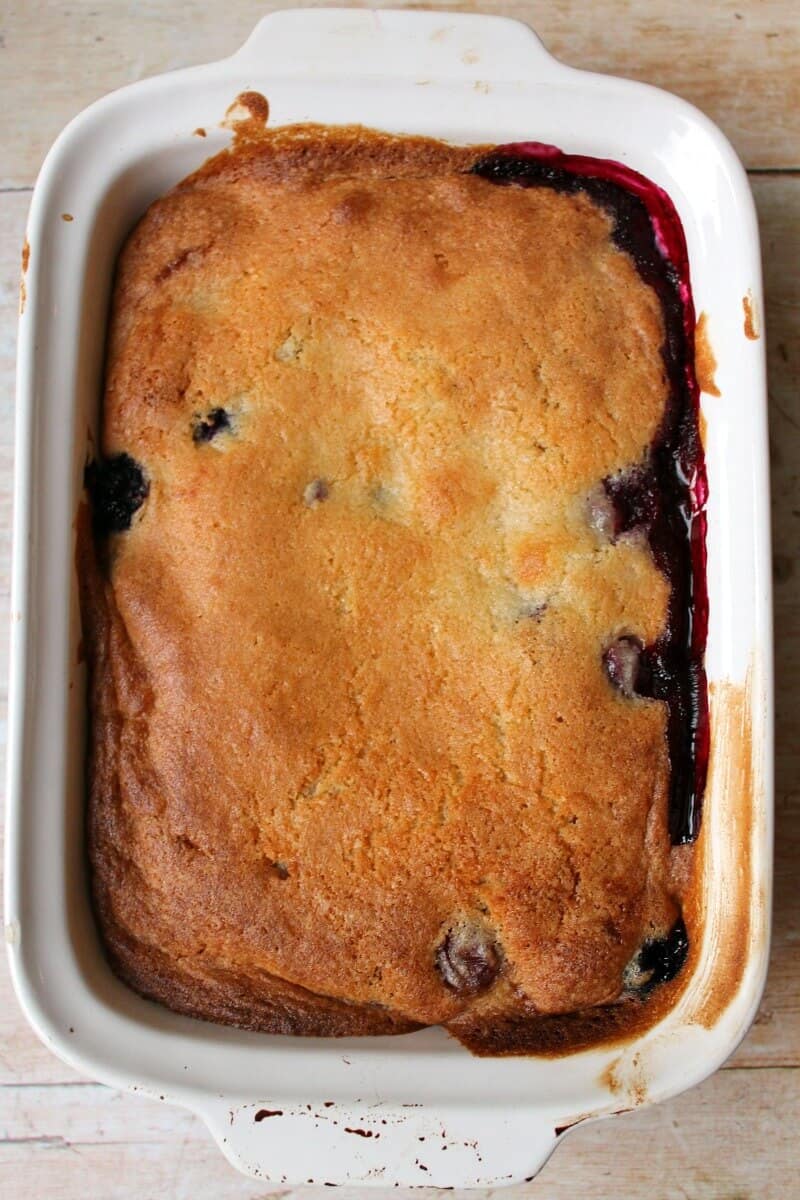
200,1097 -> 561,1188
230,8 -> 568,86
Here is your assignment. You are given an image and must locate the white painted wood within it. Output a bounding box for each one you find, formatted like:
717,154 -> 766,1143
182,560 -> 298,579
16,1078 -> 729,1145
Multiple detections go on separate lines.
0,1070 -> 797,1198
3,0 -> 799,183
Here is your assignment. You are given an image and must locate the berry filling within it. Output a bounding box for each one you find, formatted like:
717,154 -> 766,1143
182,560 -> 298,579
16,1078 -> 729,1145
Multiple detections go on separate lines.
472,146 -> 709,845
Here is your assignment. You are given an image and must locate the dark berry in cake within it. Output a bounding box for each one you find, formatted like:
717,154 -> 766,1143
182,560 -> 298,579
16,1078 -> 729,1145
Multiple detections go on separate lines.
304,478 -> 330,506
436,922 -> 500,995
603,636 -> 644,698
604,464 -> 660,537
85,453 -> 149,535
586,483 -> 617,539
192,407 -> 231,443
623,918 -> 689,995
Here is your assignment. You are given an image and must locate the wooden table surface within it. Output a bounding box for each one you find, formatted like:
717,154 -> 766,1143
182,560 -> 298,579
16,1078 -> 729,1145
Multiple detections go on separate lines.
1,3 -> 798,1196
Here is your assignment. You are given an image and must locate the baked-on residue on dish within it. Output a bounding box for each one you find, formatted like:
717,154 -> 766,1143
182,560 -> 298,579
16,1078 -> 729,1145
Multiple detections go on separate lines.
79,126 -> 708,1054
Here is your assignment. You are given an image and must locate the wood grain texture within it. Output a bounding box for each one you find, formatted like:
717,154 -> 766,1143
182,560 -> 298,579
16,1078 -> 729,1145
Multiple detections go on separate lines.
2,0 -> 798,186
1,0 -> 798,1195
0,1070 -> 798,1199
727,176 -> 800,1071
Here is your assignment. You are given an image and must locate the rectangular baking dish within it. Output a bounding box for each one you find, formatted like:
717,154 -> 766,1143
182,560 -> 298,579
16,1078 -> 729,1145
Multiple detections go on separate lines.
6,9 -> 772,1187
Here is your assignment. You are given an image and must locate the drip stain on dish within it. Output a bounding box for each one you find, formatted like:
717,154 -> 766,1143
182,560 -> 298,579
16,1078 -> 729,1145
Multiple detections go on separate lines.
223,90 -> 270,143
19,238 -> 29,314
694,312 -> 720,396
687,673 -> 760,1031
743,290 -> 760,340
598,1050 -> 649,1106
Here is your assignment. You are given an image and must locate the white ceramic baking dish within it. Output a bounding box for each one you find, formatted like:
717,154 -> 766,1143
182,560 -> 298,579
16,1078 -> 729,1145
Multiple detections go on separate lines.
6,8 -> 772,1187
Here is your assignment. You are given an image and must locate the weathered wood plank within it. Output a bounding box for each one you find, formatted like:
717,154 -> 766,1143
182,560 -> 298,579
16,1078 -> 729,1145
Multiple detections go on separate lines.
0,1069 -> 797,1198
728,175 -> 800,1068
3,0 -> 798,187
0,190 -> 23,702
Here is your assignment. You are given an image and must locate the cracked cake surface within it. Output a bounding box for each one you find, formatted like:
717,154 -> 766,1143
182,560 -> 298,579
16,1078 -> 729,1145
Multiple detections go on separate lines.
80,125 -> 704,1053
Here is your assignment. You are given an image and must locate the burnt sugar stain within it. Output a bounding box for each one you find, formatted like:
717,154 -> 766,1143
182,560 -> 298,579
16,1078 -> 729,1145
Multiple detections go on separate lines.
237,91 -> 269,125
694,312 -> 720,396
743,291 -> 759,340
224,90 -> 270,144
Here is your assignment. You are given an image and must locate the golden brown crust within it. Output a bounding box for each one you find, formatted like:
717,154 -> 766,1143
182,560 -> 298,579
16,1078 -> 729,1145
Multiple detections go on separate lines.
83,126 -> 692,1050
77,503 -> 419,1038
